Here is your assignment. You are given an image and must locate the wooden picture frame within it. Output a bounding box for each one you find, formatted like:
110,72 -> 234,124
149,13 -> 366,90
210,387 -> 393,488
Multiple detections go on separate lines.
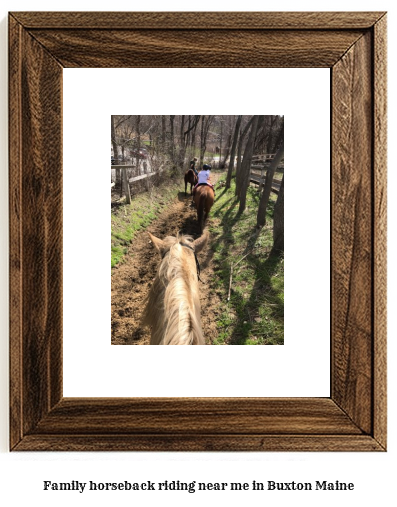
9,11 -> 387,451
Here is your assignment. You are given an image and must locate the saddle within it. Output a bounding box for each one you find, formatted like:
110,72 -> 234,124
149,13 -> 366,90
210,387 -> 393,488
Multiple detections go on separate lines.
194,182 -> 215,196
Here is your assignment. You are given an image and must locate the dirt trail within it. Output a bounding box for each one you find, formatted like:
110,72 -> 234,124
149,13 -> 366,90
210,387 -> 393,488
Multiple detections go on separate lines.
111,177 -> 223,345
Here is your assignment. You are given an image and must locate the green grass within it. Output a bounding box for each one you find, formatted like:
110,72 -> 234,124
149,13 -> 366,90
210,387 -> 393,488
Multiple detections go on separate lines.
111,180 -> 181,269
208,177 -> 284,345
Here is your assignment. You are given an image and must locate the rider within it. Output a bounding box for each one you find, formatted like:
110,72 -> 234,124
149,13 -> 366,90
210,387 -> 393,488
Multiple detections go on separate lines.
192,164 -> 215,196
190,157 -> 198,177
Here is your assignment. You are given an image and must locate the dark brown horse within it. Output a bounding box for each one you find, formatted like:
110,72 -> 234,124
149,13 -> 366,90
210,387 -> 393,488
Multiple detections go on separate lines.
184,169 -> 197,196
193,184 -> 215,232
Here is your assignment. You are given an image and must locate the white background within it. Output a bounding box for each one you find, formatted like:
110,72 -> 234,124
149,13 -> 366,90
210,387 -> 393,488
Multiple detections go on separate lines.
63,68 -> 330,397
0,1 -> 395,507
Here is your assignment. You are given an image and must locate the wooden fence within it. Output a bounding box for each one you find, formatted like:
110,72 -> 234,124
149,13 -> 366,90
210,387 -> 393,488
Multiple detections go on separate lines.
249,154 -> 283,193
251,153 -> 284,171
111,163 -> 160,203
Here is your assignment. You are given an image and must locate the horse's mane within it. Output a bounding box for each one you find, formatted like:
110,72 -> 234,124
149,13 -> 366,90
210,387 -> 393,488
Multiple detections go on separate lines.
142,234 -> 204,345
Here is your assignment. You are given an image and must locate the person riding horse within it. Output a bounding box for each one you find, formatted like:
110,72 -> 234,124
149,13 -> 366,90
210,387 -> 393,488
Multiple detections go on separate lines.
192,165 -> 215,231
192,164 -> 215,196
190,157 -> 198,177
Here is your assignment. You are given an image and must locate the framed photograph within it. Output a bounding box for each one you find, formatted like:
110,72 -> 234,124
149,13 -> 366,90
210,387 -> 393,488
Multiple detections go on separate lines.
9,11 -> 387,451
63,69 -> 330,399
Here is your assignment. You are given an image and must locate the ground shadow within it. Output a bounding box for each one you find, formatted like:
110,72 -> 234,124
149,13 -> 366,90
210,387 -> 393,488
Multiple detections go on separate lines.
207,185 -> 283,345
177,191 -> 193,202
227,251 -> 283,345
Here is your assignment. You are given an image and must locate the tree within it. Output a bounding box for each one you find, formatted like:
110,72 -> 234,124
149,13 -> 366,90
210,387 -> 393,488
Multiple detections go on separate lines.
238,115 -> 264,213
256,137 -> 284,228
111,115 -> 121,189
189,115 -> 200,162
235,115 -> 255,196
169,115 -> 175,163
219,115 -> 233,168
177,115 -> 200,172
111,115 -> 133,193
122,166 -> 131,204
199,115 -> 214,168
266,115 -> 283,153
161,115 -> 166,150
272,174 -> 284,253
226,115 -> 242,189
135,115 -> 141,175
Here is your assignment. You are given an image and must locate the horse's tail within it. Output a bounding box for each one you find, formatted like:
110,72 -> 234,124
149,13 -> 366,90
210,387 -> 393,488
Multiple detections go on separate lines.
198,191 -> 207,231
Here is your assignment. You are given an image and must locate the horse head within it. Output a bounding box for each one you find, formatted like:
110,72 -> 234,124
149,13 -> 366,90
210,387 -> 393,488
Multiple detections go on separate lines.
142,231 -> 209,345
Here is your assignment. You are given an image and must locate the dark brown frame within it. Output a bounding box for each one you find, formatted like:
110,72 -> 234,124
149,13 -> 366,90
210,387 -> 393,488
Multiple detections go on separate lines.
9,12 -> 387,451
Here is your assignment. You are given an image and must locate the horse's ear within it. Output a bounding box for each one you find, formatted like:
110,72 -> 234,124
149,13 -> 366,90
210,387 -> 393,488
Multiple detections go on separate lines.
148,232 -> 165,254
193,230 -> 209,253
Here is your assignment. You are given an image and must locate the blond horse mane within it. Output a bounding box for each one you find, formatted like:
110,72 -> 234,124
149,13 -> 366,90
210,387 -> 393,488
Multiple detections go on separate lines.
142,233 -> 206,345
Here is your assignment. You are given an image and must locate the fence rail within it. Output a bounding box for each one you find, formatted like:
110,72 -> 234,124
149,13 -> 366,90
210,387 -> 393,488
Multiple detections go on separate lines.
250,169 -> 282,193
251,153 -> 284,172
111,162 -> 163,203
248,153 -> 283,193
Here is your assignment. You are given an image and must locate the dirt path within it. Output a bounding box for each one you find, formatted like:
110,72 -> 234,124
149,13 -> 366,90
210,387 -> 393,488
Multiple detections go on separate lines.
111,176 -> 223,345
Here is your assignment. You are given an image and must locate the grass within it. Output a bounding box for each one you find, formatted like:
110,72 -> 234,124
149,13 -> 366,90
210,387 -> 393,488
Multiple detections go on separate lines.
111,172 -> 284,345
111,179 -> 181,269
208,177 -> 284,345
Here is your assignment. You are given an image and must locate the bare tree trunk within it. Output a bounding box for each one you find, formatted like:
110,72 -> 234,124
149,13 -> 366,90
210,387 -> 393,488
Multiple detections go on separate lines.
256,139 -> 284,228
238,115 -> 260,213
219,119 -> 223,169
266,115 -> 277,153
180,115 -> 200,172
235,131 -> 243,195
185,116 -> 192,163
178,115 -> 185,170
111,115 -> 121,190
226,115 -> 242,189
135,115 -> 141,175
199,115 -> 213,168
190,116 -> 199,160
199,115 -> 206,167
122,168 -> 131,204
235,115 -> 254,196
273,118 -> 285,153
161,115 -> 166,150
169,115 -> 175,163
272,174 -> 284,253
179,115 -> 187,171
221,132 -> 232,168
220,116 -> 233,168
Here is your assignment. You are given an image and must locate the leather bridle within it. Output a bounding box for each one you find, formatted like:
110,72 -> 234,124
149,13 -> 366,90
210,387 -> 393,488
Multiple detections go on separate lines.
161,241 -> 203,282
180,242 -> 203,282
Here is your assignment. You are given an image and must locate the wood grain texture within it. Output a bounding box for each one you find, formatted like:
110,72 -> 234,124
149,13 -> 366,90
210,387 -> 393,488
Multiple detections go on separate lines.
9,17 -> 64,446
27,29 -> 364,68
332,32 -> 373,434
32,398 -> 362,435
373,14 -> 387,449
9,15 -> 23,450
11,11 -> 386,29
14,435 -> 383,453
8,11 -> 387,452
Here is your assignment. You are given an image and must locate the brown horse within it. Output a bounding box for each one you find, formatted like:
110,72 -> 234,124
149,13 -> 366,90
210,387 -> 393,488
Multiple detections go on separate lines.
184,169 -> 197,196
141,231 -> 208,345
193,184 -> 215,232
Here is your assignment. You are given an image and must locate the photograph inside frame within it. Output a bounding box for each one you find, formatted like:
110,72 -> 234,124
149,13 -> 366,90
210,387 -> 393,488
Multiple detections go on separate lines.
111,115 -> 284,345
